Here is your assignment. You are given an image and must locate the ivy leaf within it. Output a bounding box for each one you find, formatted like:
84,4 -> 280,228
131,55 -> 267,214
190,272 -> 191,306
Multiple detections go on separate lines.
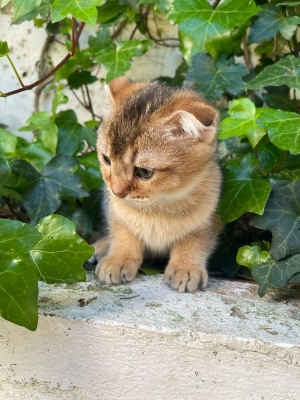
69,208 -> 93,239
13,0 -> 51,24
15,137 -> 53,173
218,153 -> 272,222
0,219 -> 40,331
1,0 -> 11,8
19,112 -> 58,154
77,151 -> 102,191
52,91 -> 68,114
263,85 -> 298,112
23,155 -> 89,225
82,188 -> 102,228
5,158 -> 40,193
30,215 -> 92,284
55,110 -> 87,157
51,0 -> 103,26
236,245 -> 272,269
257,108 -> 300,155
249,4 -> 300,44
0,157 -> 23,200
246,55 -> 300,91
256,136 -> 283,175
68,70 -> 98,90
88,28 -> 113,52
270,169 -> 300,189
13,0 -> 42,23
94,40 -> 152,81
186,53 -> 248,101
218,136 -> 252,159
167,0 -> 259,61
0,129 -> 17,154
251,180 -> 300,260
218,98 -> 267,148
96,0 -> 127,24
0,41 -> 9,57
252,254 -> 300,297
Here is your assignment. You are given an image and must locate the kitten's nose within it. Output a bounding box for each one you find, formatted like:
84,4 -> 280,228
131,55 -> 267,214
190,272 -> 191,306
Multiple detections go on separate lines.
112,189 -> 127,198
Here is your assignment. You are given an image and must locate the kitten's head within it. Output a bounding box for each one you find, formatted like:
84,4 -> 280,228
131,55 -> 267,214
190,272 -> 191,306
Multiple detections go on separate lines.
97,76 -> 219,207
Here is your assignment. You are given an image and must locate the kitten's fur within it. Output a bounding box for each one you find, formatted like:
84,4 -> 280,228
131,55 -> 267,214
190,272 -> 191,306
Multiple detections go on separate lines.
93,76 -> 222,292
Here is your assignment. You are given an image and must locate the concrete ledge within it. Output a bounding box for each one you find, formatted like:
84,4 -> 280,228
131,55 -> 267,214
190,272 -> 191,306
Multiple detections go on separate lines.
1,273 -> 300,399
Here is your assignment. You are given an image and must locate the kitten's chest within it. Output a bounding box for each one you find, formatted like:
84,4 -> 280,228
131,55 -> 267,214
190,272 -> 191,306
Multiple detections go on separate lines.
112,203 -> 193,255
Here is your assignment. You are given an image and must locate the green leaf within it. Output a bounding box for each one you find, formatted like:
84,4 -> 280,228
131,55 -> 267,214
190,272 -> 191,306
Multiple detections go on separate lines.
0,157 -> 23,200
77,152 -> 102,191
218,99 -> 267,148
88,28 -> 113,52
256,136 -> 283,175
236,245 -> 272,269
5,158 -> 40,193
51,0 -> 103,26
68,70 -> 98,90
55,49 -> 93,81
251,180 -> 300,260
218,153 -> 272,222
23,155 -> 89,225
0,219 -> 40,330
13,0 -> 51,24
249,4 -> 300,44
167,0 -> 259,61
218,136 -> 252,159
270,169 -> 300,189
31,214 -> 93,284
13,0 -> 42,22
15,137 -> 53,172
94,39 -> 152,81
0,129 -> 17,154
246,55 -> 300,91
263,85 -> 298,112
252,254 -> 300,297
52,91 -> 68,114
1,0 -> 12,8
19,112 -> 58,154
55,110 -> 86,156
256,108 -> 300,155
186,53 -> 248,101
140,0 -> 173,10
69,208 -> 93,239
82,188 -> 102,228
0,41 -> 9,57
96,0 -> 127,24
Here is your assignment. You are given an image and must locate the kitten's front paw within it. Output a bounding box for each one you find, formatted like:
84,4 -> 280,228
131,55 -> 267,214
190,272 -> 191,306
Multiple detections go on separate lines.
164,263 -> 208,292
95,255 -> 140,284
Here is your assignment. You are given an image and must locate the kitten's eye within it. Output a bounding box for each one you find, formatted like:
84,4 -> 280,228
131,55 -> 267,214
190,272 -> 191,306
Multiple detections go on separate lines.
102,154 -> 111,165
135,167 -> 154,180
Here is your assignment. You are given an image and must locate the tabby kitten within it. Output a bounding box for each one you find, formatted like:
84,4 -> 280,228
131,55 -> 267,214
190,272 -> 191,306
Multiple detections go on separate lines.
93,76 -> 222,292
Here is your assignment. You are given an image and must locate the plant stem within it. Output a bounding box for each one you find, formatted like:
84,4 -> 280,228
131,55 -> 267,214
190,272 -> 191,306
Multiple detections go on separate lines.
6,54 -> 25,87
274,150 -> 287,173
0,21 -> 85,98
242,35 -> 252,70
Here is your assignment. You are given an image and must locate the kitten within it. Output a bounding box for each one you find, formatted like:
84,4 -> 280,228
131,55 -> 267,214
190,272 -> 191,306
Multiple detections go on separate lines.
93,76 -> 222,292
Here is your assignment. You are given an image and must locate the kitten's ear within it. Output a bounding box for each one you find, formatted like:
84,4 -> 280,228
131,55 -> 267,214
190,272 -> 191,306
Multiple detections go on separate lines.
166,105 -> 218,144
105,76 -> 132,109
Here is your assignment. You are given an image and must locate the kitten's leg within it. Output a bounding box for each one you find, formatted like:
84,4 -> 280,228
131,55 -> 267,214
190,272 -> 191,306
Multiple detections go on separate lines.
89,238 -> 110,263
165,217 -> 222,292
95,219 -> 144,285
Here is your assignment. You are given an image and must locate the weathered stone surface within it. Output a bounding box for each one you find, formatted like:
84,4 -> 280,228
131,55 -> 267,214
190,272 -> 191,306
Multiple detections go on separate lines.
1,273 -> 300,400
